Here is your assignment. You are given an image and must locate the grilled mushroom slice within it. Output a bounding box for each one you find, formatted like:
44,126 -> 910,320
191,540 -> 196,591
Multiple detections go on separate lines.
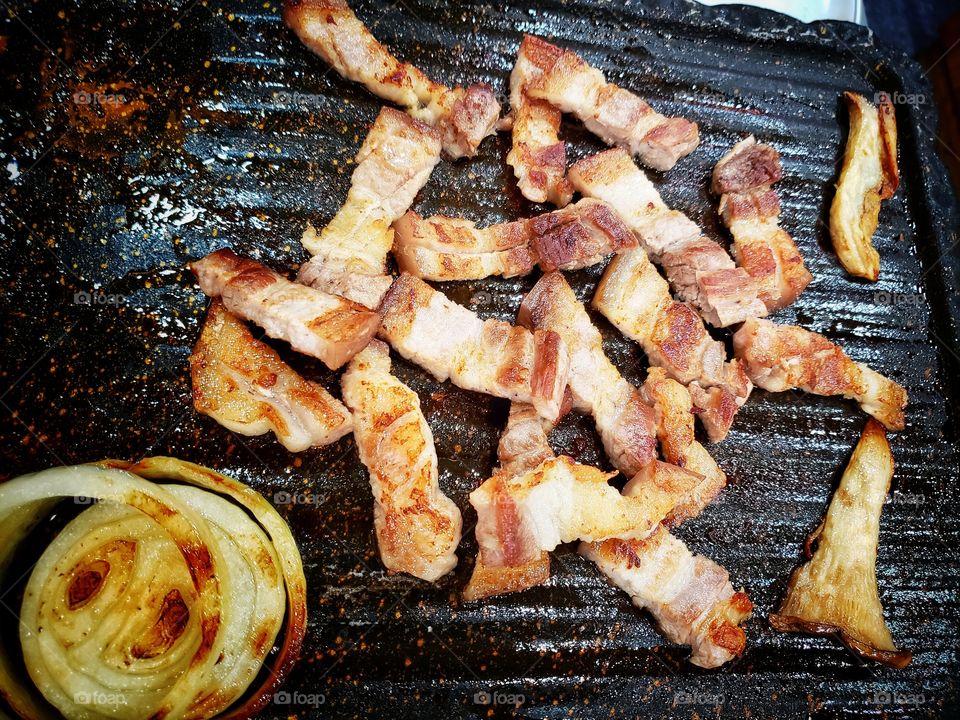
769,420 -> 911,668
829,92 -> 899,281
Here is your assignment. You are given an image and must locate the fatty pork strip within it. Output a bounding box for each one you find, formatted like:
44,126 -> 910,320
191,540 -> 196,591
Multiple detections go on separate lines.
518,271 -> 658,476
733,318 -> 908,431
190,300 -> 353,452
341,339 -> 462,581
393,199 -> 636,282
377,273 -> 570,422
191,249 -> 380,370
470,455 -> 704,568
593,245 -> 751,442
570,148 -> 767,327
640,367 -> 726,524
463,403 -> 553,601
712,136 -> 812,312
520,35 -> 698,172
282,0 -> 500,159
507,35 -> 574,206
580,530 -> 753,668
298,107 -> 442,308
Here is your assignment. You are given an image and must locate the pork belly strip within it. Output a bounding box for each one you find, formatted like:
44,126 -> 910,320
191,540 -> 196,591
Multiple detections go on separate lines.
282,0 -> 500,159
580,528 -> 752,668
733,318 -> 907,431
463,403 -> 553,601
507,35 -> 574,206
377,273 -> 570,422
570,148 -> 766,327
518,272 -> 657,476
298,107 -> 442,308
470,455 -> 703,568
593,246 -> 751,442
713,136 -> 811,312
393,199 -> 636,281
191,248 -> 380,370
190,300 -> 353,451
520,34 -> 698,172
640,367 -> 726,524
341,339 -> 462,581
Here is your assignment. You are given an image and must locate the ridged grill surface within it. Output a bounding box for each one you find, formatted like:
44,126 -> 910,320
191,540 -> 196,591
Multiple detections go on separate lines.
0,0 -> 958,718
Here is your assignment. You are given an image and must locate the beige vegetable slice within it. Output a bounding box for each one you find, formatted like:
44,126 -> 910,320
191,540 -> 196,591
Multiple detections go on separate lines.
829,92 -> 899,281
0,457 -> 307,720
769,420 -> 911,668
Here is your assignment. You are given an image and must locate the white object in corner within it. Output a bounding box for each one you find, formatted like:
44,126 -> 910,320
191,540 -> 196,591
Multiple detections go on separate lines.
695,0 -> 867,25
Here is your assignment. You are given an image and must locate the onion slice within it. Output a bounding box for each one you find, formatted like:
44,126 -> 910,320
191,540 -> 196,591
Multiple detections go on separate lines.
0,457 -> 307,720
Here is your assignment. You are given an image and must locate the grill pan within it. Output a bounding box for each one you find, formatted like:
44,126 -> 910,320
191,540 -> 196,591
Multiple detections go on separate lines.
1,0 -> 959,717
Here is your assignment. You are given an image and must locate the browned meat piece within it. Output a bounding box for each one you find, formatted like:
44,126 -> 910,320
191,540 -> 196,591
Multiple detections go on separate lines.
733,318 -> 907,430
378,273 -> 570,422
570,148 -> 766,326
392,199 -> 636,281
190,300 -> 353,451
581,528 -> 753,668
518,272 -> 658,476
191,248 -> 380,370
507,35 -> 574,205
520,35 -> 698,171
298,107 -> 441,308
283,0 -> 500,158
593,246 -> 751,442
713,136 -> 811,311
341,340 -> 461,581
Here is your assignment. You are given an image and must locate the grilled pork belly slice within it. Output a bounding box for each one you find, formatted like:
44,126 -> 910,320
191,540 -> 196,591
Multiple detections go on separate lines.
829,92 -> 899,281
520,35 -> 698,171
463,403 -> 554,601
518,272 -> 657,476
378,273 -> 570,422
570,148 -> 766,326
298,107 -> 441,308
507,35 -> 574,205
640,368 -> 726,524
191,249 -> 380,370
470,456 -> 702,568
733,318 -> 907,431
341,340 -> 462,581
713,136 -> 811,311
581,528 -> 753,669
770,420 -> 911,668
190,300 -> 353,451
593,246 -> 751,441
394,199 -> 636,281
282,0 -> 500,159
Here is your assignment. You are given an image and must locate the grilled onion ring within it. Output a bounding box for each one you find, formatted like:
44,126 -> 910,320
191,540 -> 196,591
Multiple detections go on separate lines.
0,457 -> 307,720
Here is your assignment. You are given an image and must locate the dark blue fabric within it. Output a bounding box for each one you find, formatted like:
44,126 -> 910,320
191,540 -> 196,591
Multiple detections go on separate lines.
863,0 -> 960,56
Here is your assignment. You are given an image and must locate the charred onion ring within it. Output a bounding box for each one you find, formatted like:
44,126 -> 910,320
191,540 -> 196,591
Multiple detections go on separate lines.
0,457 -> 307,720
